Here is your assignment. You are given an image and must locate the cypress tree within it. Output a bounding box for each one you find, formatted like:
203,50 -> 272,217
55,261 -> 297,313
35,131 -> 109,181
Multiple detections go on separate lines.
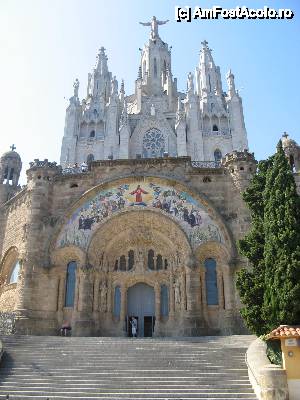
263,140 -> 300,331
236,158 -> 273,335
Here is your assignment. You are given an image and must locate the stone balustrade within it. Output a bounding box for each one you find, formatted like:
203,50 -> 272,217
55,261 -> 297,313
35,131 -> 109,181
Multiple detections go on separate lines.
246,338 -> 288,400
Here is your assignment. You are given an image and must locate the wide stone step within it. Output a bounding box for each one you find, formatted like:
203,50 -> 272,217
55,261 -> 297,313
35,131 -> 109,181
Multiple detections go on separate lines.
0,335 -> 257,400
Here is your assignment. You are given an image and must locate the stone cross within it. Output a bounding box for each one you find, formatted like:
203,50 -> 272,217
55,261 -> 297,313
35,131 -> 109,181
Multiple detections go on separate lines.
10,144 -> 16,151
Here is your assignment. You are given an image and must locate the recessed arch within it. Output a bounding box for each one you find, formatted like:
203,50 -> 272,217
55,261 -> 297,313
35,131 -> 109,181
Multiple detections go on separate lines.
87,209 -> 192,270
0,246 -> 20,284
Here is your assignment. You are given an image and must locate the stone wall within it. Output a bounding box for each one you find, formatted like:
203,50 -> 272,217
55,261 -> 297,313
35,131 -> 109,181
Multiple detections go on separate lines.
0,156 -> 253,336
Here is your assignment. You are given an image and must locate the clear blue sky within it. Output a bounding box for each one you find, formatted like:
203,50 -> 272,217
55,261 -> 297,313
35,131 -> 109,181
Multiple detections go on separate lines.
1,0 -> 299,183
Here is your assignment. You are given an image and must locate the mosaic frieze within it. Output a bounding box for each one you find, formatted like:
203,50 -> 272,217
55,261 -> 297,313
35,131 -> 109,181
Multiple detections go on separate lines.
56,179 -> 224,250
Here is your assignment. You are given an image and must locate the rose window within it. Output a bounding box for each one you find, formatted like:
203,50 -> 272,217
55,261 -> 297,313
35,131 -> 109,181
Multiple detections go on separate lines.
142,128 -> 165,158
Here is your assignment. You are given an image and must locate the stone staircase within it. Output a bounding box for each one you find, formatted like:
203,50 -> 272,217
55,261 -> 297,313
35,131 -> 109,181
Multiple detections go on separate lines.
0,335 -> 257,400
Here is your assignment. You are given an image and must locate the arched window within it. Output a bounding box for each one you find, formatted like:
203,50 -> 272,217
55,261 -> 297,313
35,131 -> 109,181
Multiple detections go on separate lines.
205,258 -> 218,305
9,261 -> 20,284
65,261 -> 77,307
113,286 -> 121,317
156,254 -> 163,270
90,130 -> 95,138
114,259 -> 119,271
128,250 -> 134,270
120,255 -> 126,271
214,149 -> 222,163
164,259 -> 168,270
208,75 -> 212,92
163,60 -> 167,83
148,249 -> 155,270
212,124 -> 219,132
87,154 -> 94,164
160,285 -> 169,316
154,58 -> 158,77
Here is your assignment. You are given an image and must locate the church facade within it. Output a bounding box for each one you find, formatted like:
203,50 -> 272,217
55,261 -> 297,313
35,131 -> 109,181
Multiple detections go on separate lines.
0,18 -> 299,337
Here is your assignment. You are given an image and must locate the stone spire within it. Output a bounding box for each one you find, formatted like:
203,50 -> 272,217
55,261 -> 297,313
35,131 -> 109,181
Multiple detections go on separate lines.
196,40 -> 223,100
227,70 -> 236,98
87,47 -> 112,101
119,79 -> 125,105
95,47 -> 108,75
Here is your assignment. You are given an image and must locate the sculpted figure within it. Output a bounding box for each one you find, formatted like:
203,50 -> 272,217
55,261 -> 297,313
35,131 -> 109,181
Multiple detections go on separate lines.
139,16 -> 169,40
111,76 -> 118,96
73,79 -> 79,97
174,278 -> 181,304
100,281 -> 107,312
187,72 -> 194,93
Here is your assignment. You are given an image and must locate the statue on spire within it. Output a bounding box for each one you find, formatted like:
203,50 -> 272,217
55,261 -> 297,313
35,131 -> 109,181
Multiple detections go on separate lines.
139,16 -> 169,40
73,79 -> 79,98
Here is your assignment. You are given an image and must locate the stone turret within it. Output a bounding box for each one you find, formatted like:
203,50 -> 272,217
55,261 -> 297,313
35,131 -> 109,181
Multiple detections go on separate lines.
0,145 -> 22,204
282,132 -> 300,172
222,150 -> 257,193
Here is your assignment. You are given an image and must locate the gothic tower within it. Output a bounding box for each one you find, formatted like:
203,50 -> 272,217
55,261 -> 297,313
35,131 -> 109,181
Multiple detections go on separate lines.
60,17 -> 249,168
0,145 -> 22,204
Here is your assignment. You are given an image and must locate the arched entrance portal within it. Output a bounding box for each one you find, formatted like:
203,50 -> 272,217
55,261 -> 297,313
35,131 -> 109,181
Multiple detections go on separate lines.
127,283 -> 155,337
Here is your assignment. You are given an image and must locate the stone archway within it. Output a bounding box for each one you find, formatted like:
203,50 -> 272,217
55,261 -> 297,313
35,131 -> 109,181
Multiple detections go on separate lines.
50,176 -> 236,336
85,209 -> 193,336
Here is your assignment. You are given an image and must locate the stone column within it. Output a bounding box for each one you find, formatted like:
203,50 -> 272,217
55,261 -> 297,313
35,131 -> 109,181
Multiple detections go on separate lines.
93,275 -> 100,312
169,273 -> 175,318
120,284 -> 127,335
154,283 -> 161,336
222,265 -> 234,310
185,269 -> 192,312
107,278 -> 112,314
219,264 -> 236,334
183,264 -> 204,335
217,269 -> 225,310
57,275 -> 65,325
200,266 -> 208,323
93,275 -> 100,332
74,274 -> 80,312
14,258 -> 33,334
73,266 -> 94,336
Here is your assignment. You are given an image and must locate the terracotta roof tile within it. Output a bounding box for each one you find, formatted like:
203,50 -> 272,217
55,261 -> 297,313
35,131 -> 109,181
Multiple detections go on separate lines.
267,325 -> 300,340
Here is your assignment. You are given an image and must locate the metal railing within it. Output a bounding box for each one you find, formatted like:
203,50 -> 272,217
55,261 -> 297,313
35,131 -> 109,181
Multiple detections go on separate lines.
191,161 -> 221,169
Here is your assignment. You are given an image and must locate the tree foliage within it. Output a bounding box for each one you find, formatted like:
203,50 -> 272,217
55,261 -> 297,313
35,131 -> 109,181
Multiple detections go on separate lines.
263,141 -> 300,331
236,141 -> 300,335
236,157 -> 273,336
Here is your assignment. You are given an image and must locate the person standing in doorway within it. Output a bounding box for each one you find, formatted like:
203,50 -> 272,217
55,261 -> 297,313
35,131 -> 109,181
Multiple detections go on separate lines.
131,317 -> 138,338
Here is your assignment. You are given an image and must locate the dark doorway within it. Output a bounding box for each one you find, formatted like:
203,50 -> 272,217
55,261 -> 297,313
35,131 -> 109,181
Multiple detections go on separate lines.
127,283 -> 155,337
144,316 -> 155,337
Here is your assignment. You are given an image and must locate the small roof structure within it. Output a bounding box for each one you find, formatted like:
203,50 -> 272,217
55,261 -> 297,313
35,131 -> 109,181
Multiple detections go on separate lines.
267,325 -> 300,340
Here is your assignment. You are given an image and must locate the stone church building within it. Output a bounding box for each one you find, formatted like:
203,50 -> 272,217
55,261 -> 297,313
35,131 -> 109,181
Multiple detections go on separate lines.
0,18 -> 299,337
